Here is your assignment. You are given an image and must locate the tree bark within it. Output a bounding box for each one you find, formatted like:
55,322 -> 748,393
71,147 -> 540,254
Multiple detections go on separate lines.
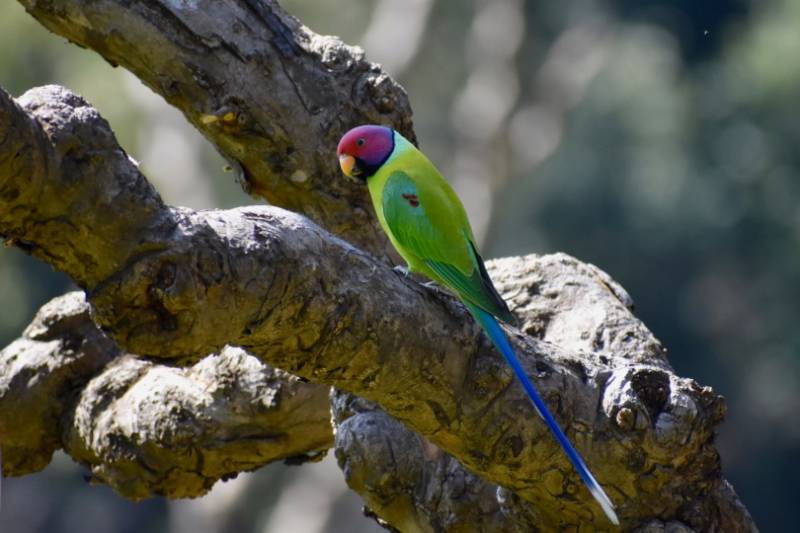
0,1 -> 758,531
0,292 -> 332,498
17,0 -> 414,259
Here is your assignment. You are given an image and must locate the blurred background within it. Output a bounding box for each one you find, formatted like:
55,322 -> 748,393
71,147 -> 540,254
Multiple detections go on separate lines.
0,0 -> 797,531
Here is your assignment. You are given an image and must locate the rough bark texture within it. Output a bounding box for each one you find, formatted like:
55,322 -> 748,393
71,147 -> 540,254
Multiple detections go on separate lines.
0,292 -> 119,474
0,291 -> 332,498
0,1 -> 758,531
18,0 -> 414,259
0,83 -> 756,531
331,255 -> 753,533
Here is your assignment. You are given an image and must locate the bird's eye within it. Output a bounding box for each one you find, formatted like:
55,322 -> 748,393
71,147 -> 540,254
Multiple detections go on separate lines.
356,138 -> 365,146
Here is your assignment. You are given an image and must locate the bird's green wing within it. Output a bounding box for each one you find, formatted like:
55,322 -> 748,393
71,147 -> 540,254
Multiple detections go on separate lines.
425,249 -> 515,324
381,170 -> 514,323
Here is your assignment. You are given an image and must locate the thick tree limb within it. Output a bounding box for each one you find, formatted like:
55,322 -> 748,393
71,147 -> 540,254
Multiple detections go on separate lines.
0,291 -> 332,498
332,393 -> 521,533
3,0 -> 757,529
68,346 -> 331,499
0,292 -> 118,474
329,254 -> 654,533
18,0 -> 415,258
332,255 -> 756,532
0,84 -> 756,531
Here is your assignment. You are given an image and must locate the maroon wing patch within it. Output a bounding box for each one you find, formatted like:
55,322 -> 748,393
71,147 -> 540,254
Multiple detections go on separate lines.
401,193 -> 420,207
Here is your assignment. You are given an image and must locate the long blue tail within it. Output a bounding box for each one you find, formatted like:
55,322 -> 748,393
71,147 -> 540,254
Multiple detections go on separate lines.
467,303 -> 619,525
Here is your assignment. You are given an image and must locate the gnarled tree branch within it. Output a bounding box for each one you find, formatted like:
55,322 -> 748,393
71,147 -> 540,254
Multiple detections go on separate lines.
0,83 -> 755,531
18,0 -> 414,258
1,0 -> 758,530
0,291 -> 332,498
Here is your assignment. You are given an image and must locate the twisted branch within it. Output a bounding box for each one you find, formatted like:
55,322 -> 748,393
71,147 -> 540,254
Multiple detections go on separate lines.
0,291 -> 332,498
1,0 -> 758,530
0,82 -> 755,530
18,0 -> 414,257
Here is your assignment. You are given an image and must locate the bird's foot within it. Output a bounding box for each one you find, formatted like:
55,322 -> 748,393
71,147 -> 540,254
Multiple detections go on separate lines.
393,264 -> 411,278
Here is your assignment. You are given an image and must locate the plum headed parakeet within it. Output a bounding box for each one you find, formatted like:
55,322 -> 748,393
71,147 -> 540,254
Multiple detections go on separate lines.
337,125 -> 619,526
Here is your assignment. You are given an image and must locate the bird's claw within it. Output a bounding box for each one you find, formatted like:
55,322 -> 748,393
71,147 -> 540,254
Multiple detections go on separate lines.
393,264 -> 411,278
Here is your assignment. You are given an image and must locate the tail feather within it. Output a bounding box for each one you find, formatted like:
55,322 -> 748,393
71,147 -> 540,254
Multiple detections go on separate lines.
467,303 -> 619,526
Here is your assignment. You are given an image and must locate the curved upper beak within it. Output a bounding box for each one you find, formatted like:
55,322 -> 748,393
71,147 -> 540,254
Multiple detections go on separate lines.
339,154 -> 356,178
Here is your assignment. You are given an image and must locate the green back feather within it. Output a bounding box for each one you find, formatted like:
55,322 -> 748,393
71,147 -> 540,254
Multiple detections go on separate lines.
367,134 -> 513,323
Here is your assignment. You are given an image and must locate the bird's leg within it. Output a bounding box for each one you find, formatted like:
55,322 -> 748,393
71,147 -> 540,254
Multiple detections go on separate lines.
393,264 -> 440,291
393,264 -> 444,294
393,264 -> 411,278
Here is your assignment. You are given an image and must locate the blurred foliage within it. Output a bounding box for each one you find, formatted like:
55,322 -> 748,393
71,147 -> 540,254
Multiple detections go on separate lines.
1,0 -> 797,531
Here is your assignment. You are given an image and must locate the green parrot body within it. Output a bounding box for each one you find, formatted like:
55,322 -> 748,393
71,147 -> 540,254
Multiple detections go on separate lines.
337,125 -> 618,525
366,133 -> 515,323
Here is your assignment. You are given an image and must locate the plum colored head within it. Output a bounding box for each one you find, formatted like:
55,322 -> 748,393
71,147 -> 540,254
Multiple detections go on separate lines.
337,125 -> 395,181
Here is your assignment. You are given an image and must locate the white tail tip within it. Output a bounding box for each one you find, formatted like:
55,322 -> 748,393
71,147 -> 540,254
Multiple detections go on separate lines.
589,481 -> 620,526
